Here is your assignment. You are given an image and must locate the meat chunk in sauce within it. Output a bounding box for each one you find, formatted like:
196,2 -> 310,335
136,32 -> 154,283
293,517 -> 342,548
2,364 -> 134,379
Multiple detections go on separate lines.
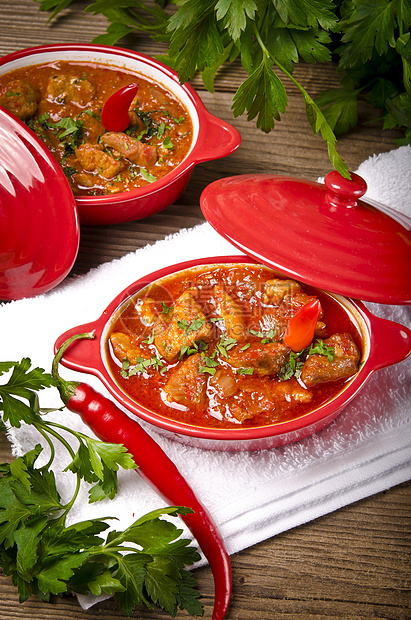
154,291 -> 212,362
46,74 -> 95,107
110,332 -> 149,365
226,342 -> 289,376
74,172 -> 96,189
164,354 -> 207,410
75,143 -> 125,179
230,377 -> 312,422
260,278 -> 319,337
0,79 -> 38,119
262,279 -> 302,305
100,132 -> 157,167
213,286 -> 245,340
301,333 -> 361,388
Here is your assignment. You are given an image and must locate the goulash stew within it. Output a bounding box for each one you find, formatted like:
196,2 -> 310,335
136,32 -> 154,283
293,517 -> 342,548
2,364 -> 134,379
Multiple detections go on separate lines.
107,264 -> 362,429
0,61 -> 193,196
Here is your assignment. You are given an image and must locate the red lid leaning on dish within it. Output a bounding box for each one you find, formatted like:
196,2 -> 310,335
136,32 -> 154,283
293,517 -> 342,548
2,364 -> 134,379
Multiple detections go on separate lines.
0,106 -> 79,301
200,171 -> 411,305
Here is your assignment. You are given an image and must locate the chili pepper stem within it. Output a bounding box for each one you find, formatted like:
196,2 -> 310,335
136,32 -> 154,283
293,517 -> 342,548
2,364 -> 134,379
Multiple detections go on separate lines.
52,331 -> 95,403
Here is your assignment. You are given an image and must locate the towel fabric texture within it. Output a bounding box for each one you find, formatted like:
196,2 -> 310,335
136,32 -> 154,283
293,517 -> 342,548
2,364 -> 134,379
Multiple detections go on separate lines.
1,146 -> 410,606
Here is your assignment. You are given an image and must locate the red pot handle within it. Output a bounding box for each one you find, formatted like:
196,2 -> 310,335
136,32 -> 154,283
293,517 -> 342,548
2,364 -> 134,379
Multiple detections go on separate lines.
193,108 -> 241,164
54,321 -> 102,374
368,313 -> 411,371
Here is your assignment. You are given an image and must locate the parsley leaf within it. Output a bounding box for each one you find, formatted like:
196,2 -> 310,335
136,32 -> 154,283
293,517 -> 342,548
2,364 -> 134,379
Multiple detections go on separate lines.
167,3 -> 224,83
0,361 -> 15,376
120,355 -> 166,377
177,316 -> 205,334
161,301 -> 173,314
272,0 -> 337,30
215,0 -> 258,42
104,506 -> 202,617
64,434 -> 136,501
314,87 -> 360,135
279,350 -> 306,381
338,0 -> 397,69
0,360 -> 54,428
232,52 -> 288,132
179,339 -> 207,358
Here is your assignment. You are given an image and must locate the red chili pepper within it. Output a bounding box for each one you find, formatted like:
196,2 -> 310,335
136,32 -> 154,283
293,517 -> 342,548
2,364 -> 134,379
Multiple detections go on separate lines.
52,333 -> 231,620
283,299 -> 322,352
101,82 -> 139,132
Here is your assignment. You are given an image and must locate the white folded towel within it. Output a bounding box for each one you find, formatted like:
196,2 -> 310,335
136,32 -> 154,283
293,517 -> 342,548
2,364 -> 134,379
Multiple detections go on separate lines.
1,146 -> 410,609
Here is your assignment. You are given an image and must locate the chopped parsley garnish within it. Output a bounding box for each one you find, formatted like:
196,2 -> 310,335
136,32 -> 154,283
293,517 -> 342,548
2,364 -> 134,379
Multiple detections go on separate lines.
32,114 -> 85,155
240,343 -> 251,351
139,167 -> 157,183
179,340 -> 207,358
80,109 -> 101,122
161,301 -> 172,314
279,350 -> 306,381
62,165 -> 78,178
198,353 -> 219,376
128,106 -> 160,139
215,335 -> 237,358
120,355 -> 165,377
177,316 -> 205,335
249,328 -> 277,343
128,165 -> 139,179
143,329 -> 155,345
162,108 -> 185,124
308,339 -> 336,361
51,116 -> 85,141
236,367 -> 254,375
279,339 -> 336,381
162,136 -> 174,149
157,121 -> 166,138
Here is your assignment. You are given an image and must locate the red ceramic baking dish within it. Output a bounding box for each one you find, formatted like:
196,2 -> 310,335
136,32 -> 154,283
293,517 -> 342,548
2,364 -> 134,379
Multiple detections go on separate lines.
0,44 -> 241,225
54,171 -> 411,451
55,253 -> 411,452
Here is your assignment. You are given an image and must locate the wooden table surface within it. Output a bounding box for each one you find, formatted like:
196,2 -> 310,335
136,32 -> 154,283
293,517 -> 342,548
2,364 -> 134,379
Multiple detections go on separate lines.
0,2 -> 410,619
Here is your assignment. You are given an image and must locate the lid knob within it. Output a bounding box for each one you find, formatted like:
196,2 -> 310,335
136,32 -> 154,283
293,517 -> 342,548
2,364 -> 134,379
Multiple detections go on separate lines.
325,171 -> 367,209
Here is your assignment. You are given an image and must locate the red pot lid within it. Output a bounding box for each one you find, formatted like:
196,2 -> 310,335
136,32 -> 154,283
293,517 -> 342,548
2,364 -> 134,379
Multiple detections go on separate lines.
200,172 -> 411,304
0,106 -> 79,301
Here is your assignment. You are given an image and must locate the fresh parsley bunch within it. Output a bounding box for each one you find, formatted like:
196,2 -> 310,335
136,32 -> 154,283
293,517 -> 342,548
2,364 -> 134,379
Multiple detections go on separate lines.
34,0 -> 411,178
0,359 -> 203,617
